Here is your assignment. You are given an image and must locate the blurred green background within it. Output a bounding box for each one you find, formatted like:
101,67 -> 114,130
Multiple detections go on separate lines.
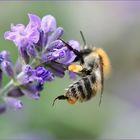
0,1 -> 140,139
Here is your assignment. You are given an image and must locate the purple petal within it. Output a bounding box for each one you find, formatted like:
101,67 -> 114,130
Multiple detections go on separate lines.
27,45 -> 37,58
46,40 -> 64,52
4,97 -> 23,110
20,84 -> 40,100
41,15 -> 56,33
35,67 -> 54,82
68,40 -> 80,52
4,31 -> 17,42
27,14 -> 41,30
18,46 -> 30,64
1,61 -> 15,78
0,50 -> 11,62
48,27 -> 64,44
58,40 -> 80,65
27,30 -> 40,44
11,24 -> 25,32
36,31 -> 48,50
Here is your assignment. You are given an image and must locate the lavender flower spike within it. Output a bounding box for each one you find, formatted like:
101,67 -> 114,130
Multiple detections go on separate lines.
0,13 -> 81,114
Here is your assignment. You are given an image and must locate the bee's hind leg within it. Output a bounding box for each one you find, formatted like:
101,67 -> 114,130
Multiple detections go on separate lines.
52,95 -> 68,107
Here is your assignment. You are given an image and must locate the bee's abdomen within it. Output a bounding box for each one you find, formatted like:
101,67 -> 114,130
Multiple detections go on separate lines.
66,75 -> 97,102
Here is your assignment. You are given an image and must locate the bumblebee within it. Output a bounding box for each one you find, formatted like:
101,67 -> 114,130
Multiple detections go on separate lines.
52,31 -> 111,106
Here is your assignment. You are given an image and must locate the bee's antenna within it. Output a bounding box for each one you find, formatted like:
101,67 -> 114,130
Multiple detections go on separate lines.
80,31 -> 87,46
52,95 -> 68,107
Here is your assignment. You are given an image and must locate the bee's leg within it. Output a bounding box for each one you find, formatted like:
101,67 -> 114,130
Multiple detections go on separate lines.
60,39 -> 84,65
52,95 -> 68,106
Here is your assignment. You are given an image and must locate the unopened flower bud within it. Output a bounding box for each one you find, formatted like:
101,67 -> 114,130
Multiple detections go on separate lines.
20,84 -> 40,100
0,51 -> 11,62
4,97 -> 23,110
1,61 -> 15,78
18,46 -> 30,64
41,15 -> 56,33
48,27 -> 64,44
27,45 -> 37,58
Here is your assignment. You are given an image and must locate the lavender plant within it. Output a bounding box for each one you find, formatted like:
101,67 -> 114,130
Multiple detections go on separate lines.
0,14 -> 80,114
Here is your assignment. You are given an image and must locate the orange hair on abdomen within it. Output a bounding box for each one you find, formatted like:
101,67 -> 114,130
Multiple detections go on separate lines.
95,48 -> 111,78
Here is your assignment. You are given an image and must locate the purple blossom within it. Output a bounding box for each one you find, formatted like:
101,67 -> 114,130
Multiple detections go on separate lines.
20,84 -> 40,100
22,65 -> 54,92
1,61 -> 15,78
0,51 -> 11,62
4,24 -> 39,48
41,15 -> 56,33
35,67 -> 54,82
4,97 -> 23,110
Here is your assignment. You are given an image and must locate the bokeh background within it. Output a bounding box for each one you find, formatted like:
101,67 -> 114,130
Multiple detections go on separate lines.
0,1 -> 140,139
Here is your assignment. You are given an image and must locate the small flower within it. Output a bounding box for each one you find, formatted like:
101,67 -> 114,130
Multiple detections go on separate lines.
35,67 -> 54,82
4,14 -> 40,47
27,45 -> 37,58
54,40 -> 80,65
0,51 -> 11,62
47,27 -> 64,44
22,65 -> 54,92
20,84 -> 40,100
41,15 -> 56,33
18,46 -> 30,64
1,61 -> 15,78
4,97 -> 23,110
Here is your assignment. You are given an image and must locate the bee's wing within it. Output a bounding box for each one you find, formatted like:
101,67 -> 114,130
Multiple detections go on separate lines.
48,61 -> 68,77
99,56 -> 104,106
